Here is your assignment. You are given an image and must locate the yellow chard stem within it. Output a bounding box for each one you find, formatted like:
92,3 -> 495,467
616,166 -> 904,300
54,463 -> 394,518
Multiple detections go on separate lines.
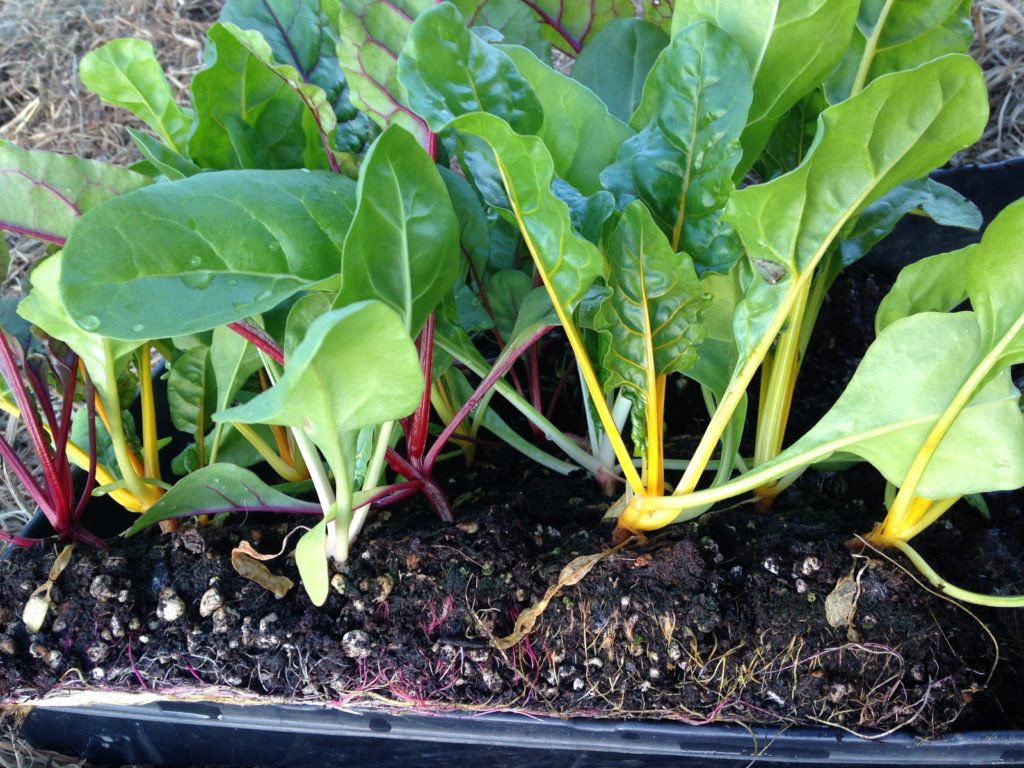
496,163 -> 645,498
233,422 -> 308,483
137,345 -> 160,481
753,279 -> 811,498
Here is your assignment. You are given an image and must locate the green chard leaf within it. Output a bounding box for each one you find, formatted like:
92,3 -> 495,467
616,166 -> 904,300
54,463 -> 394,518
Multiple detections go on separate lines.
571,19 -> 669,123
79,38 -> 193,153
335,125 -> 461,336
520,0 -> 634,55
168,345 -> 216,450
0,143 -> 149,245
501,45 -> 632,195
601,22 -> 752,272
764,311 -> 1024,499
775,199 -> 1024,501
726,55 -> 987,371
127,128 -> 202,180
825,0 -> 974,103
124,463 -> 322,536
451,0 -> 549,57
875,245 -> 971,333
221,0 -> 374,153
595,202 -> 707,398
674,0 -> 859,174
840,177 -> 981,266
60,169 -> 357,340
450,113 -> 604,315
397,3 -> 542,135
338,0 -> 433,146
216,300 -> 424,500
190,23 -> 338,170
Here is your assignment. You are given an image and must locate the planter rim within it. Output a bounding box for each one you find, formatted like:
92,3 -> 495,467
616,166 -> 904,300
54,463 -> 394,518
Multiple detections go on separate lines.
14,693 -> 1024,767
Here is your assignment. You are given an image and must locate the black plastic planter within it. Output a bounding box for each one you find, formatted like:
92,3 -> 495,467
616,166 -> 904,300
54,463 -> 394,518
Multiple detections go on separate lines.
17,699 -> 1024,767
10,159 -> 1024,767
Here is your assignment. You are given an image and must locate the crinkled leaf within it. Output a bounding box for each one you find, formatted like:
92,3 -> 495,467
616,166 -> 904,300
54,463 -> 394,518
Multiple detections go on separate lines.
397,4 -> 542,135
168,345 -> 215,436
766,312 -> 1024,498
338,0 -> 433,146
451,0 -> 549,57
123,463 -> 321,536
0,142 -> 149,245
551,179 -> 616,244
595,202 -> 706,398
502,45 -> 632,195
190,23 -> 337,170
521,0 -> 634,55
674,0 -> 859,174
600,23 -> 751,268
60,169 -> 357,340
875,245 -> 971,333
825,0 -> 973,103
840,177 -> 981,266
221,0 -> 374,153
79,38 -> 192,152
450,113 -> 604,314
571,19 -> 668,124
335,125 -> 460,336
726,56 -> 987,368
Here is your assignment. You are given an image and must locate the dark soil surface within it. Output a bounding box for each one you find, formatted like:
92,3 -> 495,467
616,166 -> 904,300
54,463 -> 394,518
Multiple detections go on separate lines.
1,262 -> 1023,739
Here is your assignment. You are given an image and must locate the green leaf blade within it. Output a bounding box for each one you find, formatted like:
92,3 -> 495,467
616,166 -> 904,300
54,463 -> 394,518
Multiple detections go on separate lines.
397,3 -> 542,135
570,18 -> 669,123
123,463 -> 322,536
60,169 -> 357,340
216,301 -> 424,465
726,55 -> 987,364
450,113 -> 604,313
190,23 -> 337,171
335,125 -> 461,336
0,143 -> 150,245
502,45 -> 632,195
825,0 -> 973,103
79,39 -> 192,152
595,202 -> 707,398
338,0 -> 433,145
675,0 -> 860,173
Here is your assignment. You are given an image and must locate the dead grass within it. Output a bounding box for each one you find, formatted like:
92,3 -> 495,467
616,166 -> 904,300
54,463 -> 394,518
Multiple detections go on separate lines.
960,0 -> 1024,164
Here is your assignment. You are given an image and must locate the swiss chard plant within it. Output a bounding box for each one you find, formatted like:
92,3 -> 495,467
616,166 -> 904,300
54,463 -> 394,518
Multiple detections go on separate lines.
2,0 -> 1020,611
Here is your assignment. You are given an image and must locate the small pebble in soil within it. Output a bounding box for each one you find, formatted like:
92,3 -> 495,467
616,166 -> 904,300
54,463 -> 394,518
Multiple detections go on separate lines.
89,575 -> 117,602
86,642 -> 110,664
800,556 -> 821,576
199,588 -> 223,617
342,629 -> 372,659
156,589 -> 186,623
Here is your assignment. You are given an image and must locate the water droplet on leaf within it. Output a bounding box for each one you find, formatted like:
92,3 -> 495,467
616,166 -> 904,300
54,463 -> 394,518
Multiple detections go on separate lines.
131,323 -> 145,333
78,315 -> 100,331
182,272 -> 214,290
